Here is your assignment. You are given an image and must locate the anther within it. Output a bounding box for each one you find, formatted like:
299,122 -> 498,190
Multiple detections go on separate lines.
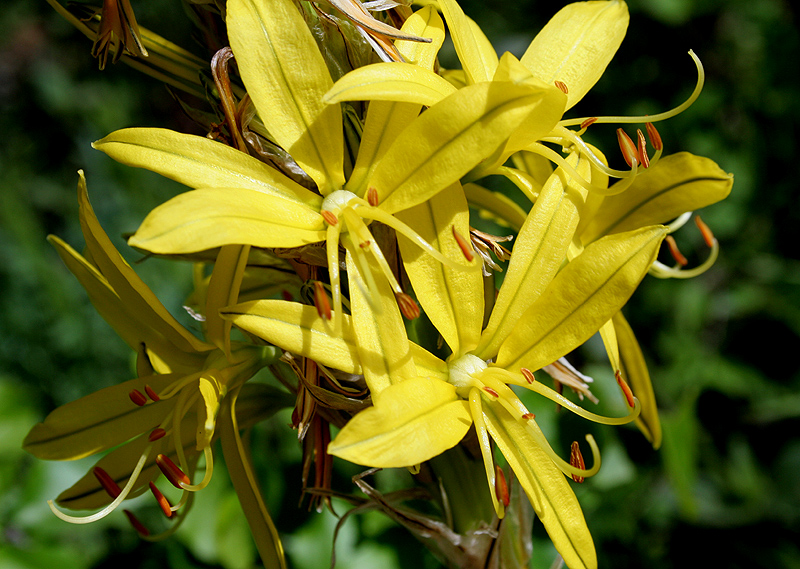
636,129 -> 650,169
124,509 -> 150,537
149,428 -> 167,442
156,454 -> 191,489
483,386 -> 499,398
494,465 -> 510,508
615,370 -> 635,408
554,80 -> 569,94
313,281 -> 332,321
521,412 -> 536,420
93,467 -> 122,499
617,128 -> 639,168
144,385 -> 160,402
570,441 -> 586,483
520,368 -> 535,384
129,389 -> 147,406
366,187 -> 379,207
320,210 -> 338,226
396,292 -> 420,320
665,235 -> 688,266
149,482 -> 173,519
695,216 -> 716,248
580,117 -> 598,129
452,226 -> 474,262
359,240 -> 371,249
646,122 -> 663,151
282,289 -> 294,302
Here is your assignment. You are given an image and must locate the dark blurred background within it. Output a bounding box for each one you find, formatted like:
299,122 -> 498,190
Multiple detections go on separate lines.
2,1 -> 798,568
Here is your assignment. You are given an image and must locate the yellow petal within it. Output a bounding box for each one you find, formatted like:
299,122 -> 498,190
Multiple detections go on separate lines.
438,0 -> 498,84
482,401 -> 597,569
579,152 -> 734,243
496,225 -> 667,372
221,300 -> 362,374
128,188 -> 326,254
521,0 -> 629,110
394,5 -> 445,70
93,128 -> 322,209
206,245 -> 251,356
227,0 -> 344,194
397,182 -> 482,357
328,377 -> 471,467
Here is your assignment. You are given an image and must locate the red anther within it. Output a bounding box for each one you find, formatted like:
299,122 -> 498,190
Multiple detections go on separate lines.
520,368 -> 535,384
320,210 -> 338,226
665,235 -> 689,266
617,128 -> 639,168
645,122 -> 663,151
615,370 -> 635,408
123,509 -> 150,537
281,289 -> 294,302
93,467 -> 122,499
129,389 -> 147,406
451,226 -> 474,262
149,428 -> 167,442
144,385 -> 160,402
149,482 -> 173,519
580,117 -> 598,129
366,187 -> 379,207
521,412 -> 536,420
483,386 -> 499,398
359,240 -> 371,249
396,292 -> 421,320
494,465 -> 510,508
156,454 -> 191,489
695,216 -> 715,248
570,441 -> 586,483
554,80 -> 569,94
313,281 -> 331,321
636,129 -> 650,169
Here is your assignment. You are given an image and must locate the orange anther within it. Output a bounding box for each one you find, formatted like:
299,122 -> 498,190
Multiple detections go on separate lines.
494,465 -> 510,507
521,412 -> 536,420
144,385 -> 160,402
580,117 -> 598,130
695,216 -> 715,248
396,292 -> 420,320
483,386 -> 499,398
129,389 -> 147,406
149,428 -> 167,442
645,122 -> 663,151
554,80 -> 569,94
451,226 -> 474,262
520,368 -> 535,384
636,129 -> 650,169
617,128 -> 639,168
359,240 -> 371,249
665,235 -> 688,266
156,454 -> 191,489
615,370 -> 635,408
281,289 -> 294,302
123,509 -> 150,537
570,441 -> 586,483
313,281 -> 331,321
93,467 -> 121,499
366,187 -> 379,207
149,482 -> 173,519
320,210 -> 338,226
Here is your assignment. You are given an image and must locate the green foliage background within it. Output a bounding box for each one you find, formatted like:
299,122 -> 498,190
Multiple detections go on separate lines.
1,1 -> 798,568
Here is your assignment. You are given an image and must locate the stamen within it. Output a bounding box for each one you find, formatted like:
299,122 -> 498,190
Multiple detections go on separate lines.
554,80 -> 569,94
320,210 -> 339,226
129,389 -> 147,406
520,368 -> 535,384
359,240 -> 371,249
452,226 -> 474,262
646,122 -> 663,151
149,428 -> 167,442
149,482 -> 173,518
144,385 -> 160,402
580,117 -> 598,130
570,442 -> 586,483
395,292 -> 420,320
156,454 -> 191,489
636,129 -> 650,169
469,387 -> 506,518
93,467 -> 121,499
494,465 -> 510,508
124,509 -> 150,537
615,370 -> 636,408
665,235 -> 689,266
483,386 -> 499,398
313,281 -> 332,321
617,128 -> 639,168
366,187 -> 379,207
521,412 -> 536,420
695,216 -> 716,247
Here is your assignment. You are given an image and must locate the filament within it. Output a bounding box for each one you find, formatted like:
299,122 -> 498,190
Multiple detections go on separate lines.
468,387 -> 504,519
649,239 -> 719,279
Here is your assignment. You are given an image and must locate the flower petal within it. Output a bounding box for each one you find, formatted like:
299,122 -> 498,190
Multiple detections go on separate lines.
439,0 -> 498,84
206,245 -> 250,356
